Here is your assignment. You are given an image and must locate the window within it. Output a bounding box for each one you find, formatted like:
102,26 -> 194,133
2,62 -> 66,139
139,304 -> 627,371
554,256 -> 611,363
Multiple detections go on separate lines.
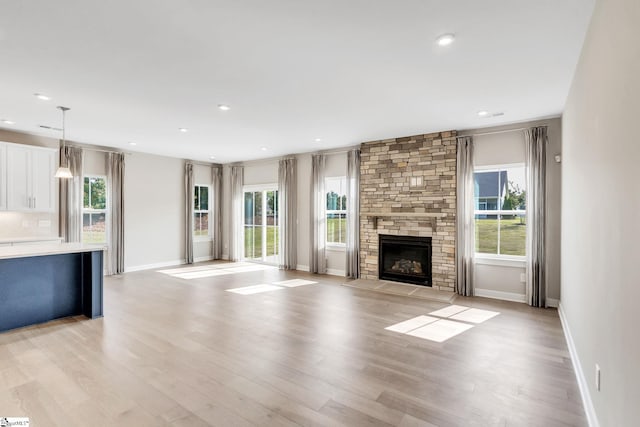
325,177 -> 347,246
194,185 -> 211,239
83,176 -> 107,244
243,186 -> 279,263
474,165 -> 526,257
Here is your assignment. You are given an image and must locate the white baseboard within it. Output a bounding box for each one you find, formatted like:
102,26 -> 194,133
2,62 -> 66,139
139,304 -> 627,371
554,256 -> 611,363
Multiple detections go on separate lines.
194,256 -> 214,263
125,259 -> 186,273
296,264 -> 344,277
546,297 -> 559,308
474,288 -> 526,303
326,268 -> 346,277
558,302 -> 599,427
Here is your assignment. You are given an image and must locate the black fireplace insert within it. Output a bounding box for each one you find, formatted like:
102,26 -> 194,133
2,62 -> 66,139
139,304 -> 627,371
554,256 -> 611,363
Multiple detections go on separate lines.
378,234 -> 432,286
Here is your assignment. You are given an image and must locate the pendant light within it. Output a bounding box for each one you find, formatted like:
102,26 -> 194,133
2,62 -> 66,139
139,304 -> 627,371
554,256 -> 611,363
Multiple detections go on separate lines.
54,106 -> 73,179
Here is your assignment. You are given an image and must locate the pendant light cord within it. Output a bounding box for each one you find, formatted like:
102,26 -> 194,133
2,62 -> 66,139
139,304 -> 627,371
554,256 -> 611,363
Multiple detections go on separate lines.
58,106 -> 70,166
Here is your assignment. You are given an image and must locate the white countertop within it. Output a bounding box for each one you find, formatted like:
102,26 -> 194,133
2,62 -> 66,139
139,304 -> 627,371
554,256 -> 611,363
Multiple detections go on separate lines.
0,236 -> 64,244
0,243 -> 106,260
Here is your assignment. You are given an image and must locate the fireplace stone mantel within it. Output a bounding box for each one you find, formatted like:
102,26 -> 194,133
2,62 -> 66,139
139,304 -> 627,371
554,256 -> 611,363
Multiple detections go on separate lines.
361,211 -> 447,218
359,131 -> 457,291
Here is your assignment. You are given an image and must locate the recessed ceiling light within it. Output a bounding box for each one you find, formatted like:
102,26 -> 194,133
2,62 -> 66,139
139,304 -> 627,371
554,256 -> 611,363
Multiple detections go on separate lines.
477,110 -> 490,117
179,128 -> 189,133
436,33 -> 455,46
34,93 -> 51,101
1,119 -> 15,125
209,155 -> 216,160
128,141 -> 137,146
218,104 -> 231,111
314,138 -> 323,142
261,147 -> 267,151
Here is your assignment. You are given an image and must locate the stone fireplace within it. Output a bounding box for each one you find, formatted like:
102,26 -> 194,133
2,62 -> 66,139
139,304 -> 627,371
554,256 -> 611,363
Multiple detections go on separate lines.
359,131 -> 457,291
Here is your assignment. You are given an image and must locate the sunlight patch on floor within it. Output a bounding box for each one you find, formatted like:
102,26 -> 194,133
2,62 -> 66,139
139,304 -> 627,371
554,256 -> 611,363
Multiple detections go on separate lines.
449,308 -> 500,324
406,319 -> 474,343
158,262 -> 277,279
272,279 -> 318,287
384,315 -> 438,333
225,279 -> 319,295
385,305 -> 500,342
225,284 -> 285,295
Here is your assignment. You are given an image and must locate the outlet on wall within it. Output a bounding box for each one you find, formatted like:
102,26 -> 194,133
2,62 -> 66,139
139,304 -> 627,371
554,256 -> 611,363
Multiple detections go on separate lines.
520,273 -> 526,283
595,364 -> 601,391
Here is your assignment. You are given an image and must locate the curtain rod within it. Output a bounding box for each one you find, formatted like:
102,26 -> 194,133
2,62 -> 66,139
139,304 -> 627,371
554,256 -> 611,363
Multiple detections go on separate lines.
187,160 -> 222,168
460,124 -> 548,138
460,127 -> 527,138
68,143 -> 125,155
315,144 -> 360,155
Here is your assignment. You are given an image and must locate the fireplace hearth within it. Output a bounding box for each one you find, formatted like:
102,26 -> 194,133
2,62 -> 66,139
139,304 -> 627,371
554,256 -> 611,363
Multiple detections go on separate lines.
379,234 -> 432,286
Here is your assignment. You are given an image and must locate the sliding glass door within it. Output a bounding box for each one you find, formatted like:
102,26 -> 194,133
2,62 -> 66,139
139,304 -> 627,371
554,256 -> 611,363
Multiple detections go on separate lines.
243,186 -> 279,264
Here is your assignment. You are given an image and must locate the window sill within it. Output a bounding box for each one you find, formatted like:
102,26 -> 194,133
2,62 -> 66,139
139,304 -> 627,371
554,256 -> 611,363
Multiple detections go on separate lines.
326,244 -> 346,252
474,255 -> 525,268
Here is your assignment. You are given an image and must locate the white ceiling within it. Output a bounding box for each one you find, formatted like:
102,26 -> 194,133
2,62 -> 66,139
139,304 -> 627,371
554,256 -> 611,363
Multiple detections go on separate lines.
0,0 -> 594,163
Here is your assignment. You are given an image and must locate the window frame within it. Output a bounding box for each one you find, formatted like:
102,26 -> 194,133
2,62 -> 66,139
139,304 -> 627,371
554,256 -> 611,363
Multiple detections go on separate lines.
473,163 -> 526,261
82,174 -> 108,245
241,183 -> 279,264
324,176 -> 347,249
193,183 -> 212,241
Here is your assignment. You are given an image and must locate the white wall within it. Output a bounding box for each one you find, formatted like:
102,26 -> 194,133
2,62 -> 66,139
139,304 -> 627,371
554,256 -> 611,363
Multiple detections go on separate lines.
561,0 -> 640,425
243,160 -> 278,185
124,151 -> 185,270
83,149 -> 107,176
460,117 -> 562,304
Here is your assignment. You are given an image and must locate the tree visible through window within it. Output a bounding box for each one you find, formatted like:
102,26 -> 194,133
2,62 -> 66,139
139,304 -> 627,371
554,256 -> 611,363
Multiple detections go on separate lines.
194,185 -> 210,238
474,166 -> 526,256
83,176 -> 107,244
325,177 -> 347,245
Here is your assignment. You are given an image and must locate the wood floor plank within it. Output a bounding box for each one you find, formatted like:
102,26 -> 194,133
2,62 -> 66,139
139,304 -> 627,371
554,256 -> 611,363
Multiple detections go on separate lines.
0,261 -> 587,426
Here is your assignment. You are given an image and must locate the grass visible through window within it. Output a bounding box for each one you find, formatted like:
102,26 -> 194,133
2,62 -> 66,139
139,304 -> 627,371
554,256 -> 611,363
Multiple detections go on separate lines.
475,217 -> 526,256
244,226 -> 279,258
327,217 -> 346,245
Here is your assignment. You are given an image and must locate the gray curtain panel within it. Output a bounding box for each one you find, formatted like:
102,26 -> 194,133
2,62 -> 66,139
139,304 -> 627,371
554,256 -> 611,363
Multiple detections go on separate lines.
524,126 -> 547,307
456,136 -> 475,296
185,163 -> 194,264
310,154 -> 326,274
106,152 -> 125,275
211,165 -> 223,260
278,157 -> 297,270
58,146 -> 84,243
229,165 -> 244,261
346,149 -> 361,279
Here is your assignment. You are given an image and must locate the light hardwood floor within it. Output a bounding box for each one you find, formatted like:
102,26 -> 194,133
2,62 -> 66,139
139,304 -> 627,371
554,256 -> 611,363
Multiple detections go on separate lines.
0,262 -> 586,426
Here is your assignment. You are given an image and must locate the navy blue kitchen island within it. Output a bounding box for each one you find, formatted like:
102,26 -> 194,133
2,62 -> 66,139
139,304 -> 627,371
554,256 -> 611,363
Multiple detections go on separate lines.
0,243 -> 104,333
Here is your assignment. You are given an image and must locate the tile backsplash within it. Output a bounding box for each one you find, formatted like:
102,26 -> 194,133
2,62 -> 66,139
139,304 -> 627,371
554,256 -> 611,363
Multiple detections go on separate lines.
0,211 -> 58,239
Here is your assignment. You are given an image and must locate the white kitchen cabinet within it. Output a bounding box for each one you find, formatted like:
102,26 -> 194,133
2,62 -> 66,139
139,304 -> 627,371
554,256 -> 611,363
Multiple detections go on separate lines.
31,148 -> 56,211
5,143 -> 56,212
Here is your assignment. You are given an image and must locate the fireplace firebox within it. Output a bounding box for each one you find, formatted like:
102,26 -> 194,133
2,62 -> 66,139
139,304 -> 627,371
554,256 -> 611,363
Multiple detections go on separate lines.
378,234 -> 432,286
